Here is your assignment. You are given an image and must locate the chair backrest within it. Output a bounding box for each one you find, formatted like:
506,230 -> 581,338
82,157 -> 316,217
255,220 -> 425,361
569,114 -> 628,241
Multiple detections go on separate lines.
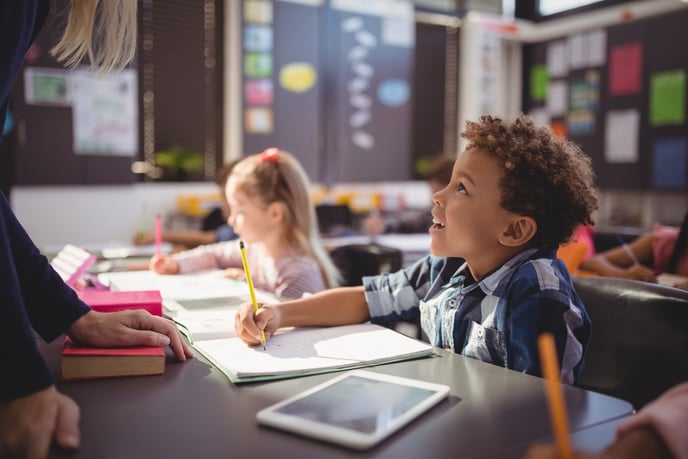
329,243 -> 402,287
573,276 -> 688,409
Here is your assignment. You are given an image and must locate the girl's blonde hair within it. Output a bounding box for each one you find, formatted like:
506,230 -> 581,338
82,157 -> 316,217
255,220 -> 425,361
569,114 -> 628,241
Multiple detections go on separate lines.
229,149 -> 340,288
51,0 -> 138,72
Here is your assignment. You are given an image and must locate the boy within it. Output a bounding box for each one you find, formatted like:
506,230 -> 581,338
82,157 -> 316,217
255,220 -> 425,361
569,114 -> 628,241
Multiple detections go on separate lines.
234,114 -> 599,384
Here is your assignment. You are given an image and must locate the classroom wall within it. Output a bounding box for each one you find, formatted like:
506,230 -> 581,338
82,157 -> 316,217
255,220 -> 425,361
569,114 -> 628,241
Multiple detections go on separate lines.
10,180 -> 432,250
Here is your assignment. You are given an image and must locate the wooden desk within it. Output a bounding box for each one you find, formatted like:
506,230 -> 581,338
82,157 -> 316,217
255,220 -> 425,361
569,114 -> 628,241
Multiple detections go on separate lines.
45,340 -> 632,459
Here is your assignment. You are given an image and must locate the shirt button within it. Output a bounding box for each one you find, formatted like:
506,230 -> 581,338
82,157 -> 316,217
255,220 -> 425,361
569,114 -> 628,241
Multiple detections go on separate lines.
477,328 -> 483,339
448,298 -> 458,308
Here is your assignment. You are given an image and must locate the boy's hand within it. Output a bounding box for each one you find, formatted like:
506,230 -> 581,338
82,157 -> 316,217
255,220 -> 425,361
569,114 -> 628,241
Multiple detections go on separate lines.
67,310 -> 193,362
234,302 -> 280,345
0,386 -> 79,459
150,255 -> 179,274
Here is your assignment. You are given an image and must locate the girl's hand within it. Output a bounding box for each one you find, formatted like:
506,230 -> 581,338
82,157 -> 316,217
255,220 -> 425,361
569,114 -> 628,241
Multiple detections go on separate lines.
222,267 -> 245,280
150,255 -> 179,274
234,302 -> 281,345
622,264 -> 657,283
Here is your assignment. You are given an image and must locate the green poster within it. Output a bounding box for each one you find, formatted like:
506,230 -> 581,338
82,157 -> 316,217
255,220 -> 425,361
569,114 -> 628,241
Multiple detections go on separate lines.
530,65 -> 548,102
244,53 -> 273,78
650,70 -> 685,126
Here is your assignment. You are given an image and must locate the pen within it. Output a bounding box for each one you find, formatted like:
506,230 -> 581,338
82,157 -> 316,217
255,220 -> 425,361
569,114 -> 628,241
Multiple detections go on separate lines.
617,235 -> 640,265
155,214 -> 162,265
538,333 -> 572,459
239,240 -> 267,350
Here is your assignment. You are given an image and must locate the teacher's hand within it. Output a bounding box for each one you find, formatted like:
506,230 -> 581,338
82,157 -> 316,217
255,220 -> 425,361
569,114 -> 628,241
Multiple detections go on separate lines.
0,386 -> 79,459
67,309 -> 193,361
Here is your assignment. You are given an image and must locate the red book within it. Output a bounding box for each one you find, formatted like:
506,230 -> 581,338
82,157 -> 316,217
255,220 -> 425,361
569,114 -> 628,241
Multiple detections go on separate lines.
77,290 -> 163,316
61,338 -> 165,380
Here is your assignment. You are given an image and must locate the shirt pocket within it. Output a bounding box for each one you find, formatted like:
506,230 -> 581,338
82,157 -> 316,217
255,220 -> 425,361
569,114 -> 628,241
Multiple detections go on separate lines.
463,321 -> 507,367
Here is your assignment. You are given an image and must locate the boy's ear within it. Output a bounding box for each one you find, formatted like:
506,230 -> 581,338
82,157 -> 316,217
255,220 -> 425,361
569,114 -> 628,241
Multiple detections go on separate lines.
500,216 -> 537,247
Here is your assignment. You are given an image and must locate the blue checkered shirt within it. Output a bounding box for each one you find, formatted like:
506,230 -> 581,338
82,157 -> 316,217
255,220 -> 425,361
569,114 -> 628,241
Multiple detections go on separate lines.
362,246 -> 591,384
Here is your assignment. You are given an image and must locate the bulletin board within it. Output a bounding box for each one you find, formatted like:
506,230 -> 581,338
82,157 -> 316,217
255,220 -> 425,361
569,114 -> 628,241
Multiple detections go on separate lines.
240,0 -> 415,185
11,8 -> 139,186
523,8 -> 688,191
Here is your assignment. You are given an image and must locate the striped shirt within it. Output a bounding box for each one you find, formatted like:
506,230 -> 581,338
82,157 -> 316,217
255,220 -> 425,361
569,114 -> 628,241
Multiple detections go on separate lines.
173,241 -> 326,299
363,246 -> 591,384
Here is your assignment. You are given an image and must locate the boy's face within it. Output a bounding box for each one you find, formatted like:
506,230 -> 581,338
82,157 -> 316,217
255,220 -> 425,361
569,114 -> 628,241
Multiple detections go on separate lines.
429,147 -> 519,273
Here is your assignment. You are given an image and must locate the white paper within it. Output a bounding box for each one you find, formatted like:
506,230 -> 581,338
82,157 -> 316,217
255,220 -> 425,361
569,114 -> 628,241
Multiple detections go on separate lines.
547,41 -> 568,78
99,269 -> 276,303
587,29 -> 607,67
547,80 -> 568,117
605,110 -> 639,163
568,34 -> 586,70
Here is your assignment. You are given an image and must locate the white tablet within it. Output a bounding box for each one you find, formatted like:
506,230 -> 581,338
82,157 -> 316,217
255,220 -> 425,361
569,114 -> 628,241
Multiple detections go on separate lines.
256,370 -> 450,450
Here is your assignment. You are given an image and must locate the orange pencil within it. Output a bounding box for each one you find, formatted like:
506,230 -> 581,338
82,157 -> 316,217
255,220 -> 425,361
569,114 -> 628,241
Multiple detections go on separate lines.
538,333 -> 573,459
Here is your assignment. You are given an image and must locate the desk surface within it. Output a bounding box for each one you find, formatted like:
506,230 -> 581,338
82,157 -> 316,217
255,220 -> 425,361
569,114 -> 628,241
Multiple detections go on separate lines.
45,339 -> 632,459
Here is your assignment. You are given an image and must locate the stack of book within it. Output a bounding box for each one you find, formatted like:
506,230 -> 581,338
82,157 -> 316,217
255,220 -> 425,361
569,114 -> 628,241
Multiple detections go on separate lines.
61,289 -> 166,380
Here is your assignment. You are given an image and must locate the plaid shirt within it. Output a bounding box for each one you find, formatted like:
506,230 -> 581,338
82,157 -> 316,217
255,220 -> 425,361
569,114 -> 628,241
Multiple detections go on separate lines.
363,246 -> 591,384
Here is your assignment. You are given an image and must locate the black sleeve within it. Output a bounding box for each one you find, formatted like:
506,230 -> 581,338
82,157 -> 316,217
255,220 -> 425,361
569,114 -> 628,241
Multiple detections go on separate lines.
0,193 -> 90,401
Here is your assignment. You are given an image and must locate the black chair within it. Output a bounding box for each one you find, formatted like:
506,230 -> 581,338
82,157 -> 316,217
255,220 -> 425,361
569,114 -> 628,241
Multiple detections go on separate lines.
316,204 -> 353,237
329,243 -> 402,287
573,276 -> 688,409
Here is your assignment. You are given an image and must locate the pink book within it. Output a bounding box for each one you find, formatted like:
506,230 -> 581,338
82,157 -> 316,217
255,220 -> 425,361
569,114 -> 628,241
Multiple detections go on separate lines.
77,290 -> 163,316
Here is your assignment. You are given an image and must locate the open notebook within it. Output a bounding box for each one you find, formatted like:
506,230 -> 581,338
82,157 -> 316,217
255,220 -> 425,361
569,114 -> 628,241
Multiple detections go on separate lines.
192,323 -> 435,384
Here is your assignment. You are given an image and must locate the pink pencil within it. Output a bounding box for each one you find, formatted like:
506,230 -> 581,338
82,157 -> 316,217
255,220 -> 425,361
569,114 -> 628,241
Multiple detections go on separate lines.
155,214 -> 162,261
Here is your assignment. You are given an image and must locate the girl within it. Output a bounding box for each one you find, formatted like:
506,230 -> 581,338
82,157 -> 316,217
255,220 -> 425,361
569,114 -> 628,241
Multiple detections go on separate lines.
151,148 -> 340,299
580,211 -> 688,289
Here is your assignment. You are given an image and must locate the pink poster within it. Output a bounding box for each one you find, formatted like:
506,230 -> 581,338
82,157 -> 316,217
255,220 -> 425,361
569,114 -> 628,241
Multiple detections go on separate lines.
609,42 -> 642,96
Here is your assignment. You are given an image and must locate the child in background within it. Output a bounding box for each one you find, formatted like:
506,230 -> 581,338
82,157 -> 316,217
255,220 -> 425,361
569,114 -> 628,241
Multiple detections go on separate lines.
133,161 -> 239,250
363,154 -> 454,235
234,114 -> 598,384
150,148 -> 340,300
580,212 -> 688,289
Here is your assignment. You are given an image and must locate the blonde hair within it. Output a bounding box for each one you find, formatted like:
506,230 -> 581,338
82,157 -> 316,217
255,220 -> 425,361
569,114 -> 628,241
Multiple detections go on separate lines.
229,150 -> 341,288
51,0 -> 138,73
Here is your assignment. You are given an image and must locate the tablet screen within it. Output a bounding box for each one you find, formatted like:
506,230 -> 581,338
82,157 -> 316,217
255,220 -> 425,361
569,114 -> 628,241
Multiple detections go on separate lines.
257,370 -> 450,449
274,374 -> 437,433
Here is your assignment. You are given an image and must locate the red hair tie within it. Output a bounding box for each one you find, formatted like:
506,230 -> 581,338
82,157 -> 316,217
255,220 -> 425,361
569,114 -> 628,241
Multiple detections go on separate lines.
260,147 -> 279,162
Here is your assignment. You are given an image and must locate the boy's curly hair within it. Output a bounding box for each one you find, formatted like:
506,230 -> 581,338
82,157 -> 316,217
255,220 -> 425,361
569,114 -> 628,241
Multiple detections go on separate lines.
461,114 -> 599,247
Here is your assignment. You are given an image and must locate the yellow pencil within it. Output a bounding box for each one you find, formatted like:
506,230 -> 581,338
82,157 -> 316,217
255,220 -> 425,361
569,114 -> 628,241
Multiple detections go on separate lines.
239,240 -> 266,350
538,333 -> 572,459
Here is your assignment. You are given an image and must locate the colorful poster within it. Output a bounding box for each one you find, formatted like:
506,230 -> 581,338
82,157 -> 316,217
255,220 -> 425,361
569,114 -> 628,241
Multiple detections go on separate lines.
244,26 -> 273,52
71,69 -> 138,156
530,65 -> 548,102
650,70 -> 686,126
23,67 -> 71,106
567,70 -> 599,136
653,138 -> 687,189
245,107 -> 273,133
244,0 -> 273,24
610,42 -> 642,96
244,53 -> 273,78
244,79 -> 273,105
